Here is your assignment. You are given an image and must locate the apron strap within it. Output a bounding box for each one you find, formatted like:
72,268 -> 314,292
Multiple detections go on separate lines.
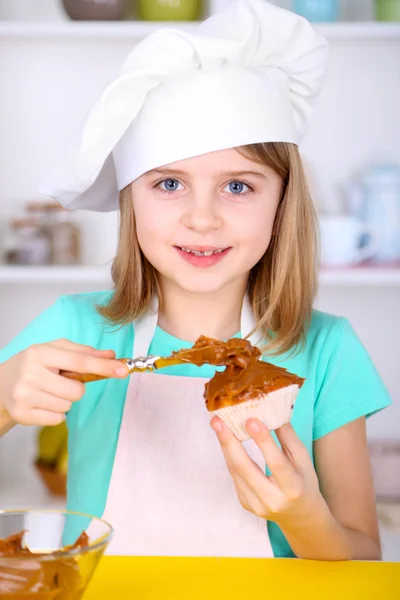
132,296 -> 159,358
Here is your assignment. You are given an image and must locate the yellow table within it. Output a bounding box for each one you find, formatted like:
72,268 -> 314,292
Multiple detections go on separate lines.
86,557 -> 400,599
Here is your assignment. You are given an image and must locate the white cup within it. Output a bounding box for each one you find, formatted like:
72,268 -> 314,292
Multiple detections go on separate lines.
319,215 -> 379,267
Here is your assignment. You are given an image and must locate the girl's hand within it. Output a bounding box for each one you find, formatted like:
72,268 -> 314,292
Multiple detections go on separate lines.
0,339 -> 128,427
211,417 -> 325,530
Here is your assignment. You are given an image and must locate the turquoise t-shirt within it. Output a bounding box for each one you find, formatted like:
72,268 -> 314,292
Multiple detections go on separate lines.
0,291 -> 392,557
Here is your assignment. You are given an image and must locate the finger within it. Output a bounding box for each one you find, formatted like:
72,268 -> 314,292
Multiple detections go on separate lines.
31,391 -> 73,415
246,419 -> 297,491
233,474 -> 270,518
30,409 -> 67,427
39,368 -> 85,402
31,345 -> 128,378
275,423 -> 311,468
211,417 -> 275,492
49,339 -> 116,358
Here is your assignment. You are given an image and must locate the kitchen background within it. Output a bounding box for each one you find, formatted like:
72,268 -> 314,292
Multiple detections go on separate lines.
0,0 -> 399,559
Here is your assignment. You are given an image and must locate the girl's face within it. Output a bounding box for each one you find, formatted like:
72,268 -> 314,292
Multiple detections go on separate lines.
131,148 -> 282,296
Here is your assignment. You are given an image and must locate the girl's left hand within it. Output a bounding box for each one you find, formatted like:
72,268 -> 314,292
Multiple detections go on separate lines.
211,417 -> 325,530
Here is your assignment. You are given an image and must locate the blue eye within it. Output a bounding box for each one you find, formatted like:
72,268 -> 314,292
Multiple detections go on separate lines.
159,179 -> 183,192
224,181 -> 250,195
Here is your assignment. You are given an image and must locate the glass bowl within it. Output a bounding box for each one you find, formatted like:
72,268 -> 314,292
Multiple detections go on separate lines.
0,509 -> 112,598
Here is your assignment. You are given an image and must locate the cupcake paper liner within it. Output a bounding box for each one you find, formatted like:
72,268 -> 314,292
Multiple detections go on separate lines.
210,384 -> 300,441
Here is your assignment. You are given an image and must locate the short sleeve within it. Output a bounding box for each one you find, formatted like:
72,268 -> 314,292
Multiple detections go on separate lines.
0,297 -> 70,365
313,318 -> 392,440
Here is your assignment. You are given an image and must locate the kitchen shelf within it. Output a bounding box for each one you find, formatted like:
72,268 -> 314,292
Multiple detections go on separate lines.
317,22 -> 400,40
1,265 -> 400,286
0,21 -> 400,42
320,267 -> 400,286
0,265 -> 111,284
0,20 -> 198,40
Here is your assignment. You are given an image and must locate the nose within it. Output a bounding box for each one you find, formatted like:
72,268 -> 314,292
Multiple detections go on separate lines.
181,191 -> 223,234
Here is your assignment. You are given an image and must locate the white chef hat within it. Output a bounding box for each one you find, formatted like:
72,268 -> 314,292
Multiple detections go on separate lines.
39,0 -> 328,212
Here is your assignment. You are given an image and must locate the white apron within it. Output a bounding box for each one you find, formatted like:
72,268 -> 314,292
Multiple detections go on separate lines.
98,298 -> 273,557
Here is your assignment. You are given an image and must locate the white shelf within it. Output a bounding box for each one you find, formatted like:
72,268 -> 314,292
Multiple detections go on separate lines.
0,21 -> 399,42
316,22 -> 400,40
1,265 -> 400,286
0,20 -> 198,40
0,265 -> 111,284
320,267 -> 400,286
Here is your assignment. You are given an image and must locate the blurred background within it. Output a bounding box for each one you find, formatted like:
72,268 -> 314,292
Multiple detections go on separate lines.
0,0 -> 399,559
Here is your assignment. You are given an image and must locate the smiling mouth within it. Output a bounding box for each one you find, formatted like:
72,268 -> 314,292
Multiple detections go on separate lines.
176,246 -> 230,257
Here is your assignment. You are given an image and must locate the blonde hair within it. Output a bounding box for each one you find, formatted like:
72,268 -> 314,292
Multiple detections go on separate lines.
97,143 -> 318,355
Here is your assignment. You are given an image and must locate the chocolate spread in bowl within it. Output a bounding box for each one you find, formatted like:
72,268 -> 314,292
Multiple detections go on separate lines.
0,531 -> 88,598
172,335 -> 305,411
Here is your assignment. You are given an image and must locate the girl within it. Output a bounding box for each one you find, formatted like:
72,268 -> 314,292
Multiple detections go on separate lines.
0,0 -> 392,560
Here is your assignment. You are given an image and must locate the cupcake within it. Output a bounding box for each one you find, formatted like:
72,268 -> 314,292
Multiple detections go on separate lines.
172,335 -> 304,440
204,360 -> 304,440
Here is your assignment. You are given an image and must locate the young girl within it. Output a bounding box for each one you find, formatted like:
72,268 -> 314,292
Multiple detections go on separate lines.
0,0 -> 392,560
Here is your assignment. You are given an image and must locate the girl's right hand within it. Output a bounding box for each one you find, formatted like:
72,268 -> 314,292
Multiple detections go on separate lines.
0,339 -> 128,427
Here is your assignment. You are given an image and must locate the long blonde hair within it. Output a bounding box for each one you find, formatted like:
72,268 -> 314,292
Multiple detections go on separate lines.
97,142 -> 318,355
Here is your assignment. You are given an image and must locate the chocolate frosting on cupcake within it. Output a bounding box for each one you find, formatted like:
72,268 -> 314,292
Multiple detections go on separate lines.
172,335 -> 304,411
205,361 -> 304,411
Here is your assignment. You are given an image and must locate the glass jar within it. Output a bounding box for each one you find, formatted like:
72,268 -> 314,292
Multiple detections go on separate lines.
26,200 -> 53,242
2,226 -> 20,265
293,0 -> 339,22
45,205 -> 81,265
375,0 -> 400,21
137,0 -> 203,21
10,219 -> 52,266
62,0 -> 127,21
